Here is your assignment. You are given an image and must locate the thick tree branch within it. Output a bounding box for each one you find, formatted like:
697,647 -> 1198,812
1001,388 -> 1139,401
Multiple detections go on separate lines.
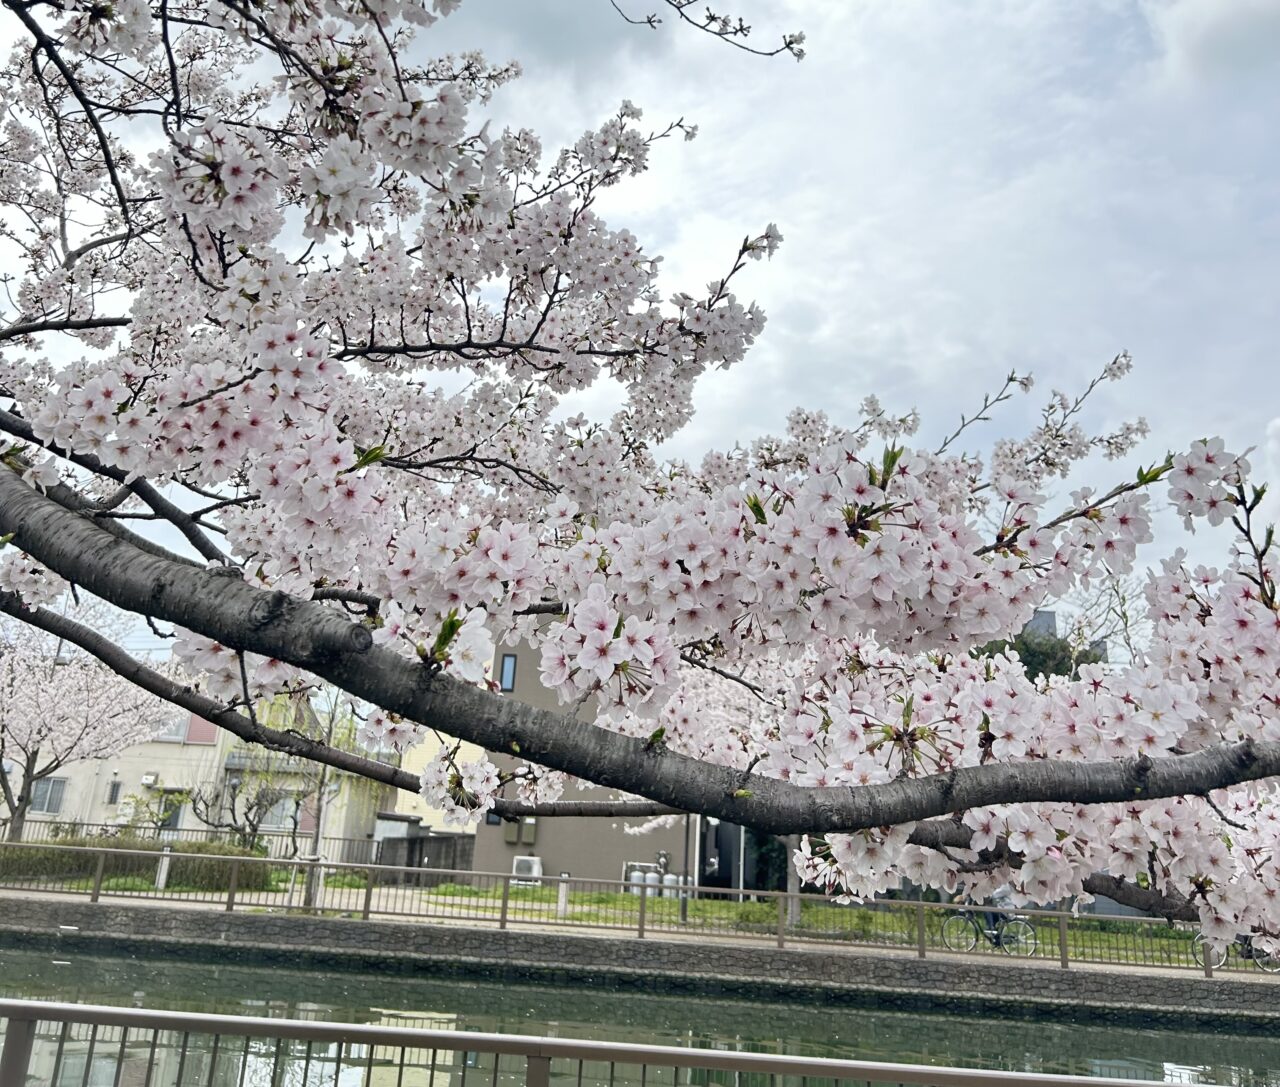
0,588 -> 705,825
0,316 -> 131,344
0,589 -> 420,794
38,477 -> 203,569
4,467 -> 1280,840
906,818 -> 1197,921
1080,873 -> 1196,922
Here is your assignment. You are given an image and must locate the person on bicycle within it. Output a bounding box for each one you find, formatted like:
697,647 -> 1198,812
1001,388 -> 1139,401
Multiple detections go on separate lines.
983,884 -> 1014,937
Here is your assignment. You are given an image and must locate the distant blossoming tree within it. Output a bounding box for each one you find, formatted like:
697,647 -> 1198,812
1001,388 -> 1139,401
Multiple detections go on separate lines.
0,0 -> 1275,950
0,620 -> 165,840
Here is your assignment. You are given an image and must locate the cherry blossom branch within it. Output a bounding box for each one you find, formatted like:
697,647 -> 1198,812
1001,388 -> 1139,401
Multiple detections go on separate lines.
0,408 -> 230,564
611,1 -> 806,59
5,0 -> 133,228
934,370 -> 1024,455
0,315 -> 131,344
679,649 -> 777,705
6,467 -> 1280,840
0,589 -> 703,824
311,587 -> 381,616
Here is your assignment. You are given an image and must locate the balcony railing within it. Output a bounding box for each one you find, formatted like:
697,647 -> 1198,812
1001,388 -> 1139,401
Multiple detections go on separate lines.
0,840 -> 1261,979
0,999 -> 1221,1087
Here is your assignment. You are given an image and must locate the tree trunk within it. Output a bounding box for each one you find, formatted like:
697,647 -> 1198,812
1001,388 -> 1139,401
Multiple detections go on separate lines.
6,804 -> 28,842
5,757 -> 37,842
303,714 -> 333,909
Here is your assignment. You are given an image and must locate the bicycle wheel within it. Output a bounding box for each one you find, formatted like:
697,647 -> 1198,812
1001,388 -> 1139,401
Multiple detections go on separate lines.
941,912 -> 979,952
998,917 -> 1037,956
1252,943 -> 1280,973
1191,934 -> 1227,970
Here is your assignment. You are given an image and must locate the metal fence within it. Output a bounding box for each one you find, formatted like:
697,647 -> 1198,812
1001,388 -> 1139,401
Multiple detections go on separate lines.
0,841 -> 1262,979
0,998 -> 1226,1087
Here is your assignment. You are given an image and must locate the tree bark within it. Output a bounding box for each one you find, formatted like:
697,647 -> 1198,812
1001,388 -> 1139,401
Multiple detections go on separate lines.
6,802 -> 28,843
4,752 -> 37,842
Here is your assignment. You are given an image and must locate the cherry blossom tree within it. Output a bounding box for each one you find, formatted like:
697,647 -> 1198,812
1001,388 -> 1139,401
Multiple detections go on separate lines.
0,0 -> 1276,949
0,619 -> 165,840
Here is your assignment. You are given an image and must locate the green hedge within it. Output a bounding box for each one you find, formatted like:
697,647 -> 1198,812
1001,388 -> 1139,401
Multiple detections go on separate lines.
0,837 -> 272,892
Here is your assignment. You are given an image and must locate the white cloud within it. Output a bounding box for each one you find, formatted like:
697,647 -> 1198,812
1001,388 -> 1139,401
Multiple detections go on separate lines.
1142,0 -> 1280,85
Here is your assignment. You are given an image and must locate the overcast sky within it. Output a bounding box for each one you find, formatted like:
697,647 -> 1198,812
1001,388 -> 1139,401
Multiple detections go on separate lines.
426,0 -> 1280,556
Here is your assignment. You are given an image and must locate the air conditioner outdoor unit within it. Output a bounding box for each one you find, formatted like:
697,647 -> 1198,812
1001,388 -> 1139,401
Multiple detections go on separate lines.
140,773 -> 159,788
512,856 -> 543,884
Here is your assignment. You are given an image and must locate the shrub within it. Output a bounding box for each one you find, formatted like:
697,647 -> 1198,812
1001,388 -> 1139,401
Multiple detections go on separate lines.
0,838 -> 272,892
323,871 -> 368,890
429,882 -> 487,897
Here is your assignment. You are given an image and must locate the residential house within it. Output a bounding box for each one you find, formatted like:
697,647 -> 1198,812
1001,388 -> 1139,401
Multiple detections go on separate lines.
466,642 -> 698,886
10,699 -> 392,861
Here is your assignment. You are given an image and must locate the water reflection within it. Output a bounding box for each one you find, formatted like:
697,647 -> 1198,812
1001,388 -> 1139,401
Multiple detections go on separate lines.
2,946 -> 1279,1084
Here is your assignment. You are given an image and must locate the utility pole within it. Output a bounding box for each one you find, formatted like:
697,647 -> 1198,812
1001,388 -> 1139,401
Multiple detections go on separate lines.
680,813 -> 690,923
302,700 -> 335,909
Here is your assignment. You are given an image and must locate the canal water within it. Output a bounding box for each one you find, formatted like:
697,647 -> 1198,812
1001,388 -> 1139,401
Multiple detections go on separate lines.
2,944 -> 1279,1084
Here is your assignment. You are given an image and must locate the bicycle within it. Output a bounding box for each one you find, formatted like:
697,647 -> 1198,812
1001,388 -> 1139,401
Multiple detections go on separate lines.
1191,933 -> 1280,973
940,908 -> 1038,956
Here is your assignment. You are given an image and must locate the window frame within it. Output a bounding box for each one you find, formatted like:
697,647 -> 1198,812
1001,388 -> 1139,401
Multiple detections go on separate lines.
29,777 -> 67,814
499,653 -> 518,692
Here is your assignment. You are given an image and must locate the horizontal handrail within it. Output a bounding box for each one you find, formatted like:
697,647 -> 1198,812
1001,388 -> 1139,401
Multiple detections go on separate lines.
0,999 -> 1219,1087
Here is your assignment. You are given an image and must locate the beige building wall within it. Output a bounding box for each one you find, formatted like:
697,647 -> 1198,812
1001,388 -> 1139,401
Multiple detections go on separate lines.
470,642 -> 693,884
389,641 -> 692,882
19,713 -> 236,833
394,731 -> 485,831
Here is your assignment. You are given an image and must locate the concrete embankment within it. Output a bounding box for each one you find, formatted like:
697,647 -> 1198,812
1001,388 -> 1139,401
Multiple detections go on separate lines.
1,895 -> 1276,1033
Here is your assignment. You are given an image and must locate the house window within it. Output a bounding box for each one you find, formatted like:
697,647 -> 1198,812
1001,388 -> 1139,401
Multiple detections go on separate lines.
154,718 -> 187,743
499,654 -> 518,692
259,795 -> 298,829
157,793 -> 183,830
106,780 -> 122,805
30,778 -> 66,814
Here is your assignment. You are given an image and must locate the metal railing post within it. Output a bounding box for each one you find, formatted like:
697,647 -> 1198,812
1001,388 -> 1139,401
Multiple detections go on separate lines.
915,903 -> 927,959
0,1014 -> 36,1087
361,878 -> 374,921
225,859 -> 240,913
526,1055 -> 551,1087
637,881 -> 647,939
1204,950 -> 1214,979
498,876 -> 511,930
1058,911 -> 1070,969
89,850 -> 107,903
776,894 -> 786,949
